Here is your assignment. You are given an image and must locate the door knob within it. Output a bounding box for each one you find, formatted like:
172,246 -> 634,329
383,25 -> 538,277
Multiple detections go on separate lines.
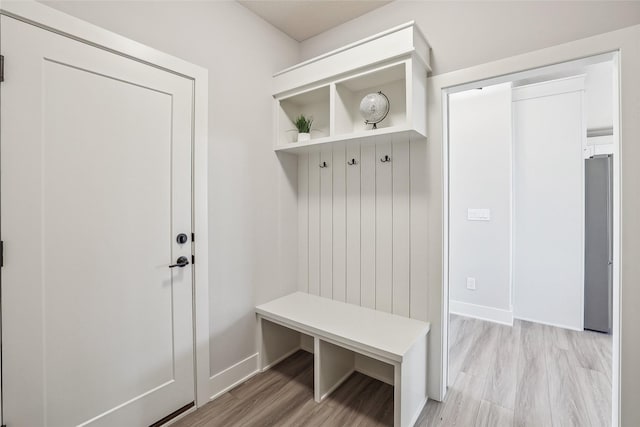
176,233 -> 189,244
169,256 -> 190,268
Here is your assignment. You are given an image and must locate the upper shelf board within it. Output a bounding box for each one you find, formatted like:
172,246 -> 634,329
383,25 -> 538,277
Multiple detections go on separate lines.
274,126 -> 425,154
273,21 -> 431,97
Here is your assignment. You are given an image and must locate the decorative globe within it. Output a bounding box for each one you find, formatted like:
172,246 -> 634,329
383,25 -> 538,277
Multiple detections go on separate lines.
359,91 -> 390,127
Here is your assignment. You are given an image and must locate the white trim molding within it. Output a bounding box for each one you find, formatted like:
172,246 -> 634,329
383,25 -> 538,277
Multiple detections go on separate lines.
512,315 -> 583,332
449,300 -> 514,326
209,353 -> 259,401
512,74 -> 586,101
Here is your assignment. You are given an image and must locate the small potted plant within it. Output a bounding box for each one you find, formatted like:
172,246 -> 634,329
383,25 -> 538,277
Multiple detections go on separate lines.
293,114 -> 313,142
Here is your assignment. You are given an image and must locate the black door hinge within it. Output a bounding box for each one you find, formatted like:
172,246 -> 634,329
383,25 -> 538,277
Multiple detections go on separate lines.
1,240 -> 4,267
1,55 -> 4,82
191,254 -> 195,265
191,232 -> 195,242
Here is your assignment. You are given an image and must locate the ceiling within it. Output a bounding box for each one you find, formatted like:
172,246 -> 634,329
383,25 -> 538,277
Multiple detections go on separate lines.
238,1 -> 393,42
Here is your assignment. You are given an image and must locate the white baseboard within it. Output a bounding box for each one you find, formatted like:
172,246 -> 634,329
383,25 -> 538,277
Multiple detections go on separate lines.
354,354 -> 394,385
319,369 -> 355,401
209,353 -> 259,400
513,315 -> 583,331
450,300 -> 513,326
261,346 -> 301,372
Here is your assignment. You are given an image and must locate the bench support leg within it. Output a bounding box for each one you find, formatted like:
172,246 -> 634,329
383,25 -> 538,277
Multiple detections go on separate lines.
314,338 -> 355,403
395,334 -> 429,427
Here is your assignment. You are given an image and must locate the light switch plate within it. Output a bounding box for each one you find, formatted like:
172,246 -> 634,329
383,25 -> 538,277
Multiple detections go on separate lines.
467,277 -> 476,290
468,208 -> 491,221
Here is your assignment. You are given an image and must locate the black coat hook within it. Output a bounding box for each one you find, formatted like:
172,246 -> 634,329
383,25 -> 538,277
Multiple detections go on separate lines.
347,158 -> 358,166
319,161 -> 328,168
380,155 -> 391,163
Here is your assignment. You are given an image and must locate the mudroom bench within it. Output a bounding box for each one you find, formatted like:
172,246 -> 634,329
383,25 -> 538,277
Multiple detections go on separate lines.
256,292 -> 430,427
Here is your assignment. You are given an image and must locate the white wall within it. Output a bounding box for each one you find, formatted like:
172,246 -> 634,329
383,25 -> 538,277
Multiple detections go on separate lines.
585,61 -> 614,130
40,0 -> 301,390
512,77 -> 585,330
449,83 -> 512,323
300,1 -> 640,76
584,62 -> 615,156
513,61 -> 615,157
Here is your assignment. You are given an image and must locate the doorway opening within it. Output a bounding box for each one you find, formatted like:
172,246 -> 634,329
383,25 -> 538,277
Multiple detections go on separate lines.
443,52 -> 619,425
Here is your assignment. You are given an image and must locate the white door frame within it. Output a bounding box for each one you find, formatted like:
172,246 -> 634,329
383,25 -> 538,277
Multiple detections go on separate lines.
428,24 -> 640,425
0,0 -> 210,416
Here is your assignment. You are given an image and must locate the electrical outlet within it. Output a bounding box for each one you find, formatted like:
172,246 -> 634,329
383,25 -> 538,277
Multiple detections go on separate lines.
467,277 -> 476,290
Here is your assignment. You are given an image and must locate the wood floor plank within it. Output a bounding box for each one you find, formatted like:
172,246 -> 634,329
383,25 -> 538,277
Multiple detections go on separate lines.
475,400 -> 514,427
415,398 -> 445,427
566,328 -> 609,375
542,323 -> 571,351
228,350 -> 311,401
434,371 -> 485,426
483,322 -> 520,410
448,315 -> 480,386
543,336 -> 591,427
514,321 -> 553,427
316,373 -> 392,427
460,320 -> 500,378
172,392 -> 238,427
576,367 -> 612,427
591,331 -> 613,384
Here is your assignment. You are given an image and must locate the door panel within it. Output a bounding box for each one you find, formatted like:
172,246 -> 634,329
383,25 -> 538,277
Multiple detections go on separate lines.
1,16 -> 194,427
512,83 -> 584,330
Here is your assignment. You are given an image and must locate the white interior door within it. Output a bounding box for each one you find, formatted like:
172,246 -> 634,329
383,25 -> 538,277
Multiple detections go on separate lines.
512,76 -> 585,330
1,15 -> 195,427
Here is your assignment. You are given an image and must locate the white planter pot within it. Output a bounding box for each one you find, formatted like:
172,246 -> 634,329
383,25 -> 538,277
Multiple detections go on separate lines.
297,132 -> 310,142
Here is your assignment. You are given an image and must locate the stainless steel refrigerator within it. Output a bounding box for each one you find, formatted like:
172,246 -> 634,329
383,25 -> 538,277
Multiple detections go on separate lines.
584,154 -> 613,333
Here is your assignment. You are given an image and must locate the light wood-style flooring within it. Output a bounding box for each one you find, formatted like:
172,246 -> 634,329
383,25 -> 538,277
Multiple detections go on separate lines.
173,350 -> 394,427
174,316 -> 611,427
428,315 -> 612,427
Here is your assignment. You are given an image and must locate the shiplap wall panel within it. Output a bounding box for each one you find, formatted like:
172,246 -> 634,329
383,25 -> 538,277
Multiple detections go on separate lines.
298,139 -> 427,321
392,138 -> 411,317
410,139 -> 429,321
320,149 -> 333,298
360,144 -> 377,309
345,144 -> 361,305
332,147 -> 347,302
298,154 -> 309,292
375,141 -> 393,313
308,151 -> 321,296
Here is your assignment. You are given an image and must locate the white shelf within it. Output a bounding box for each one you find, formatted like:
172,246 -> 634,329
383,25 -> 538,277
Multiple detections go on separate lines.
274,126 -> 424,154
334,62 -> 407,136
277,85 -> 330,145
273,22 -> 430,154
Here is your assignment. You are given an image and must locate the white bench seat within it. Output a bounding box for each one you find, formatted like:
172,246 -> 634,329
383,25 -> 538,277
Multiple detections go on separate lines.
256,292 -> 430,427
